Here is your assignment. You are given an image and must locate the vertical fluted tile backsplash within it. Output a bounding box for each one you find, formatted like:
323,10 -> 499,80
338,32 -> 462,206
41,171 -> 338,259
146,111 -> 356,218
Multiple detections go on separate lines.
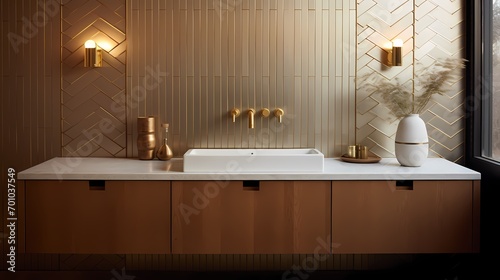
127,0 -> 357,158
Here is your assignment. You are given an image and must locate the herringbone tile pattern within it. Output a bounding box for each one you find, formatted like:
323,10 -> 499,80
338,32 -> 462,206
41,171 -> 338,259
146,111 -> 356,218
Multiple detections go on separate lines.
356,0 -> 415,158
61,0 -> 127,157
356,0 -> 465,162
415,0 -> 465,162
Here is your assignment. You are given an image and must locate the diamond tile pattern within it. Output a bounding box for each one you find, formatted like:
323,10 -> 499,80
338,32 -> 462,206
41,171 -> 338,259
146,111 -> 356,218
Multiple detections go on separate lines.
61,0 -> 127,157
356,0 -> 465,163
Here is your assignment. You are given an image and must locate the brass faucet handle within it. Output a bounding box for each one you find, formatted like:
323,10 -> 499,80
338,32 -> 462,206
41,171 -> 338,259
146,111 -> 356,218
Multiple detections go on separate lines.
230,108 -> 240,123
261,108 -> 270,118
274,108 -> 284,123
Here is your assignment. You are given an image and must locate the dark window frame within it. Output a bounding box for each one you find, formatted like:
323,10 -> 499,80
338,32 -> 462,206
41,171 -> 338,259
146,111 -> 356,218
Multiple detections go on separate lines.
466,0 -> 500,256
466,1 -> 500,171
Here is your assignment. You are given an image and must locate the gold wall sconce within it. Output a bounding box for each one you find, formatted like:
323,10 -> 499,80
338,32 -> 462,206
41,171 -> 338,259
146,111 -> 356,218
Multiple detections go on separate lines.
389,39 -> 403,66
84,40 -> 102,68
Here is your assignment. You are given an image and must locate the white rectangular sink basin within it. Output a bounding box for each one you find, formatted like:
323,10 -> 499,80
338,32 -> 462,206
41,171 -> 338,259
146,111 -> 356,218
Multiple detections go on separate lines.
183,148 -> 324,173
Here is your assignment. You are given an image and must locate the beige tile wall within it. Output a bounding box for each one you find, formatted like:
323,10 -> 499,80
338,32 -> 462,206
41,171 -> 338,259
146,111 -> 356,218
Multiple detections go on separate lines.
1,0 -> 61,270
61,0 -> 127,157
356,0 -> 465,162
127,0 -> 466,161
416,0 -> 465,162
127,0 -> 357,158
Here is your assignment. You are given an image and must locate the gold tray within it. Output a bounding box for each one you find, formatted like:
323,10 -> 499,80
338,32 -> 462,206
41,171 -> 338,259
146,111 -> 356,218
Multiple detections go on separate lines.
340,154 -> 381,163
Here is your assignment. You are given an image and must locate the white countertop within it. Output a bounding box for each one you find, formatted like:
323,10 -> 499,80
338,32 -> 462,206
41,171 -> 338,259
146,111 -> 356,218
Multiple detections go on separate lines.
18,157 -> 481,181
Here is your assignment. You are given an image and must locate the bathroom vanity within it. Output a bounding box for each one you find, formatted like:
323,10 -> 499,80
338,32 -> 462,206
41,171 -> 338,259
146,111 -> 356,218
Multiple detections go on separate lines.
17,157 -> 480,255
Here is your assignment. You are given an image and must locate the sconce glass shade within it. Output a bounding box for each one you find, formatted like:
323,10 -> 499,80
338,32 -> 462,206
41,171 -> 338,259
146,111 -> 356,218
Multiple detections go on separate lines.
84,40 -> 96,48
84,40 -> 102,68
391,39 -> 403,66
392,39 -> 403,48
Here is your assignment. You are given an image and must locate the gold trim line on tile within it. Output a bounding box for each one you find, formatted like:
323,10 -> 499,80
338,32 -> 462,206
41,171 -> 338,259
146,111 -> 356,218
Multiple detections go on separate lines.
395,141 -> 429,145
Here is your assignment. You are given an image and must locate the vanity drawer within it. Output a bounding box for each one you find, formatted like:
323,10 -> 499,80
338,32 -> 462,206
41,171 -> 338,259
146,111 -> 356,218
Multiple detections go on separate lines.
24,180 -> 170,254
171,180 -> 331,254
332,180 -> 479,253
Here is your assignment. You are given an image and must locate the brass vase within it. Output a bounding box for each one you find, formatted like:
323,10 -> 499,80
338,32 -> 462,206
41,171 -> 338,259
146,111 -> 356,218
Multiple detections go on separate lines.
137,116 -> 156,160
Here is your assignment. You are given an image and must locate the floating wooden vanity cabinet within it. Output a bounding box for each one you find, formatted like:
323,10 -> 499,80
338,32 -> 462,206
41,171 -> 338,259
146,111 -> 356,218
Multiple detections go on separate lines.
332,180 -> 480,254
171,180 -> 331,254
17,157 -> 481,257
22,180 -> 170,254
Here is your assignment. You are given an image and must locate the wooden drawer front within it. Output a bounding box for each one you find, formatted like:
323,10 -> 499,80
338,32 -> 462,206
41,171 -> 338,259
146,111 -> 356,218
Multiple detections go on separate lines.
172,181 -> 331,254
332,180 -> 473,254
25,180 -> 170,254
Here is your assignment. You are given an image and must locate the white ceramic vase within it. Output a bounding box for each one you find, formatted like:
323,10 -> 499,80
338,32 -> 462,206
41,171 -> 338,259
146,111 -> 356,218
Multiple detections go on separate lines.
395,114 -> 429,167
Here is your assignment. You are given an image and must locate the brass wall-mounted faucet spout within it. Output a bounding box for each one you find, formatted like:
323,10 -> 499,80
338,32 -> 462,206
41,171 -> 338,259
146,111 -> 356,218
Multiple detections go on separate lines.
248,108 -> 255,129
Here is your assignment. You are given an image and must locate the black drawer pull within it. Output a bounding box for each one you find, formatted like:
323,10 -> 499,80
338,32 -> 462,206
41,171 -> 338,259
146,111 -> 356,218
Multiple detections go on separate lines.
89,180 -> 105,191
243,180 -> 259,191
396,180 -> 413,190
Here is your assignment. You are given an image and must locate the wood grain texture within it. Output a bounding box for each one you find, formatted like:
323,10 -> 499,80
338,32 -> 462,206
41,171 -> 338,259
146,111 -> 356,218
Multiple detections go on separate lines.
332,180 -> 474,253
24,181 -> 170,254
59,254 -> 126,271
18,181 -> 26,254
472,180 -> 480,253
172,181 -> 331,254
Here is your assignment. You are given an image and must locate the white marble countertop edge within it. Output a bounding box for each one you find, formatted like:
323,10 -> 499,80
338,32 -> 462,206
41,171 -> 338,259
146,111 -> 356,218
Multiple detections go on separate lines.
17,157 -> 481,181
